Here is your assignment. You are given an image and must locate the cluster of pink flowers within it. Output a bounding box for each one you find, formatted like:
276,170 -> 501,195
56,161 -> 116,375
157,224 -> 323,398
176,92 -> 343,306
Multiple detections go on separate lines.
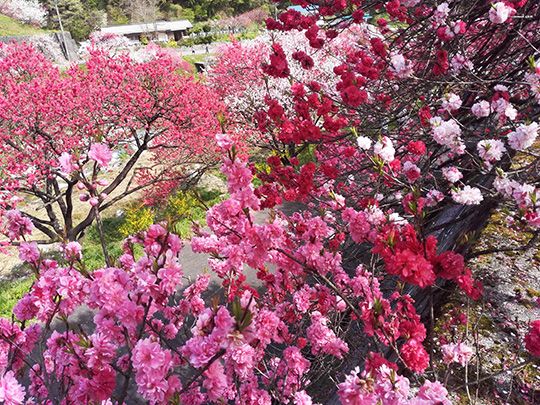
488,2 -> 515,24
429,117 -> 465,154
338,361 -> 451,405
0,0 -> 46,26
441,342 -> 474,366
88,143 -> 113,167
2,210 -> 33,241
477,139 -> 506,163
442,166 -> 463,183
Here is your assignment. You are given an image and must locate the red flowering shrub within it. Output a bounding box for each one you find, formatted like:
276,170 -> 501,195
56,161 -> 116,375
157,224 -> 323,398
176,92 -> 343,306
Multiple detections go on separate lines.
0,42 -> 223,242
525,320 -> 540,357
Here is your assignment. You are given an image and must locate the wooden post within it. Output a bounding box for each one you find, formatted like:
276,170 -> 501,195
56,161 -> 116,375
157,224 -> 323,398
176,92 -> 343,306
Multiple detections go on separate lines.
53,0 -> 70,61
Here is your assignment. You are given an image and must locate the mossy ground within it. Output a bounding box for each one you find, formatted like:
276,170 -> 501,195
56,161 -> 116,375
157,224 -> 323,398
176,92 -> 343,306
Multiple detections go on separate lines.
433,208 -> 540,404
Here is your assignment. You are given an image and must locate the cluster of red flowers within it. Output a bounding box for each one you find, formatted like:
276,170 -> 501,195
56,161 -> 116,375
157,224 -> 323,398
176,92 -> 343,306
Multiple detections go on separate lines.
261,43 -> 290,78
373,223 -> 482,299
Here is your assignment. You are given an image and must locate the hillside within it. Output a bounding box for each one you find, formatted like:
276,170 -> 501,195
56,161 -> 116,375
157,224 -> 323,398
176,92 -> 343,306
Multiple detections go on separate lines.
0,13 -> 49,37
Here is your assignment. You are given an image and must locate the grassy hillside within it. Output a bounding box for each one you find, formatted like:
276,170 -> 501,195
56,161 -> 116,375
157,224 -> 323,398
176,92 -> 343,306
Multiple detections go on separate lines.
0,14 -> 49,37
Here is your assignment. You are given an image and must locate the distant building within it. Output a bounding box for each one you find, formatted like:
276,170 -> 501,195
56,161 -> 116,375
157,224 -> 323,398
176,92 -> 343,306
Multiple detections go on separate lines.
101,20 -> 193,42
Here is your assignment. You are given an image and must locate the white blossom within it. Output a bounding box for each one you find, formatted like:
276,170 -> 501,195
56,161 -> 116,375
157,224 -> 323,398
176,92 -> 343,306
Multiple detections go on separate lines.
451,186 -> 483,205
373,136 -> 395,163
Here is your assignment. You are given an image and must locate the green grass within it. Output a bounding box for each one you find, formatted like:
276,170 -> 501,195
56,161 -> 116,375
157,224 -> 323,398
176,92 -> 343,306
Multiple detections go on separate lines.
0,278 -> 34,318
0,14 -> 49,37
82,216 -> 126,270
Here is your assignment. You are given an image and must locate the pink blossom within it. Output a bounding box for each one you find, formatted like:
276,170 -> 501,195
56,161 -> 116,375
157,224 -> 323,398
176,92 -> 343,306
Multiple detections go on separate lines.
477,139 -> 506,162
525,71 -> 540,104
403,161 -> 421,183
157,260 -> 183,296
64,241 -> 82,261
441,93 -> 462,112
254,309 -> 282,347
356,136 -> 372,150
508,122 -> 538,151
0,371 -> 25,405
441,342 -> 474,366
203,361 -> 228,401
415,380 -> 451,404
88,143 -> 112,167
451,53 -> 473,73
215,133 -> 233,150
471,100 -> 491,117
306,311 -> 349,359
132,338 -> 174,403
229,343 -> 256,380
13,294 -> 38,321
58,152 -> 76,174
426,189 -> 444,207
338,367 -> 377,404
401,339 -> 429,373
293,285 -> 313,313
505,104 -> 517,120
342,208 -> 371,243
294,390 -> 313,405
430,117 -> 464,153
18,242 -> 39,263
373,136 -> 395,163
4,210 -> 33,241
489,2 -> 514,24
390,54 -> 413,78
86,333 -> 116,369
375,364 -> 411,401
433,2 -> 450,24
452,20 -> 467,35
442,166 -> 463,183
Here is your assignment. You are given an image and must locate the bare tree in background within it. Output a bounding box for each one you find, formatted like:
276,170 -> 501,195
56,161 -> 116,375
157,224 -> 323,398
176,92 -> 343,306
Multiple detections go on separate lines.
128,0 -> 161,23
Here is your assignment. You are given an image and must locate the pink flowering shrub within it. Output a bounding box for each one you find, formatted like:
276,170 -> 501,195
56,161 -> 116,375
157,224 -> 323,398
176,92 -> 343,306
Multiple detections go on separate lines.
0,138 -> 462,403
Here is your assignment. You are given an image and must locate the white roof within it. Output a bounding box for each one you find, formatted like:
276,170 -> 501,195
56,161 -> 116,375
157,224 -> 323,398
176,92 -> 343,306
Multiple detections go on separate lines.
101,20 -> 192,35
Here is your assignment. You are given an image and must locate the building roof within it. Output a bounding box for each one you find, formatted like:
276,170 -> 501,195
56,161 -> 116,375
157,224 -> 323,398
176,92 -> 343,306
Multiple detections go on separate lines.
101,20 -> 193,35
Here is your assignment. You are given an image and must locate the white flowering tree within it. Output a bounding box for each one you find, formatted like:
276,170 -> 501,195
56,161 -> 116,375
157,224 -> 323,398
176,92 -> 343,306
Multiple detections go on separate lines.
0,0 -> 46,26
